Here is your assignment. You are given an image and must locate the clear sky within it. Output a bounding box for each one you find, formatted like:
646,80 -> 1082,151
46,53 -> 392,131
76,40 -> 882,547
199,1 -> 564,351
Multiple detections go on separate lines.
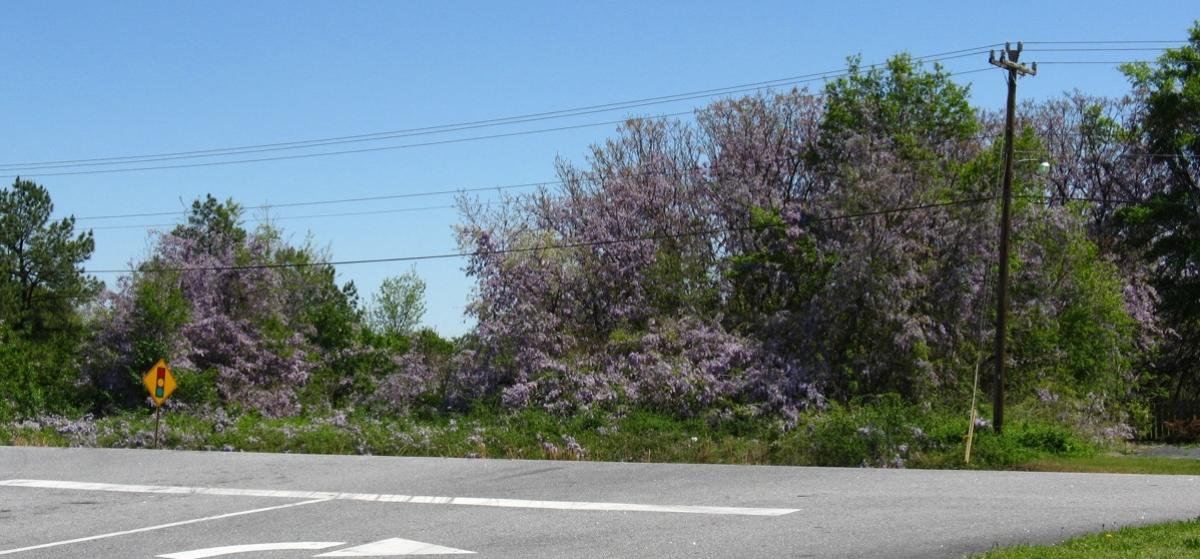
2,1 -> 1195,336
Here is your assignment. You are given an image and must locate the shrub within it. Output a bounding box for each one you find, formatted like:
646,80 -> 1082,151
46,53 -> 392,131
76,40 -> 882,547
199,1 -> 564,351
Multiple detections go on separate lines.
0,329 -> 83,420
787,394 -> 929,468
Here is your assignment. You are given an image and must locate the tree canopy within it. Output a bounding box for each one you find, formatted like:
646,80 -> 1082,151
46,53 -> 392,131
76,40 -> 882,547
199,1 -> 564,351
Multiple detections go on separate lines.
0,178 -> 97,341
1120,23 -> 1200,399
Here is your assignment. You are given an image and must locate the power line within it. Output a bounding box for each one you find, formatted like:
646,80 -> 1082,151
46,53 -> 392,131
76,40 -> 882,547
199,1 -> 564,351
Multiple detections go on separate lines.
0,111 -> 692,179
74,119 -> 1021,225
1036,60 -> 1200,65
85,195 -> 997,274
1024,47 -> 1179,52
59,54 -> 1165,229
4,39 -> 1190,173
3,64 -> 998,179
73,181 -> 552,221
73,121 -> 1119,229
0,48 -> 1000,173
69,119 -> 1174,228
76,122 -> 1027,227
88,204 -> 461,231
4,53 -> 992,173
1022,40 -> 1187,45
72,165 -> 724,223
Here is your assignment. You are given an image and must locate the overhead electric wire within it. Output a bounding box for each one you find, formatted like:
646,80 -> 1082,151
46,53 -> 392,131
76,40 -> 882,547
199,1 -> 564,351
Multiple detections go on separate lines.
73,181 -> 555,221
3,39 -> 1189,174
2,64 -> 1001,180
1022,40 -> 1187,45
26,37 -> 1194,279
66,118 -> 1179,228
73,165 -> 725,223
3,51 -> 993,173
1036,59 -> 1191,64
0,111 -> 690,179
88,204 -> 461,231
1024,47 -> 1181,52
67,121 -> 1096,227
36,41 -> 1196,225
85,195 -> 998,274
0,47 -> 1002,173
76,120 -> 1026,227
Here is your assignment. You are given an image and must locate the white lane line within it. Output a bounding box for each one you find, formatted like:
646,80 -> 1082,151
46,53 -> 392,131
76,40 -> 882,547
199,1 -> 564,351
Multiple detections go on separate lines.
0,498 -> 331,556
0,478 -> 799,517
315,538 -> 475,556
158,542 -> 344,559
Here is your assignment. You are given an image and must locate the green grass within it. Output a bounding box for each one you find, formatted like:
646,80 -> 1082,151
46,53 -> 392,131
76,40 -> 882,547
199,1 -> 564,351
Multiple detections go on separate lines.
17,396 -> 1196,473
0,399 -> 1116,470
972,519 -> 1200,558
1018,455 -> 1200,476
0,424 -> 68,447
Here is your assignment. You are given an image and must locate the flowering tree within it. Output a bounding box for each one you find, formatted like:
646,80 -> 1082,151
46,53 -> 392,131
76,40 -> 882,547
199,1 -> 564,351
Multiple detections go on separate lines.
87,197 -> 329,416
455,55 -> 1143,423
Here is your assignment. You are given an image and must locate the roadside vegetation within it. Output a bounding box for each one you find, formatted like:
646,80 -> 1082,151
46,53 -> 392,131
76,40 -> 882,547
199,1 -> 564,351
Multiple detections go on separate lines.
0,398 -> 1100,470
971,519 -> 1200,559
1016,454 -> 1200,476
3,23 -> 1200,472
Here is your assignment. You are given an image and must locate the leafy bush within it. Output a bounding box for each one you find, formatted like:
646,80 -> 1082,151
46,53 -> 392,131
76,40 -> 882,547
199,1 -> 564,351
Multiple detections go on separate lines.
784,395 -> 930,467
0,329 -> 84,421
774,396 -> 1095,469
1014,423 -> 1089,455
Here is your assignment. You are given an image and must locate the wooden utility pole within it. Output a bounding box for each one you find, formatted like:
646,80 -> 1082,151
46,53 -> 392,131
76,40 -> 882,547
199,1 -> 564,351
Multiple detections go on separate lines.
988,43 -> 1036,435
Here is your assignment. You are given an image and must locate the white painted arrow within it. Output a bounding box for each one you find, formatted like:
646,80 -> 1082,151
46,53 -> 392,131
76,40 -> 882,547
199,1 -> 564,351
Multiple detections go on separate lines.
314,538 -> 475,556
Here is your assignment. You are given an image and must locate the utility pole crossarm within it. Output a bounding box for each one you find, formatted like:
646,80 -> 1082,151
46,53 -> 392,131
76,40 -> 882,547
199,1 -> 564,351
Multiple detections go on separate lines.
989,42 -> 1038,76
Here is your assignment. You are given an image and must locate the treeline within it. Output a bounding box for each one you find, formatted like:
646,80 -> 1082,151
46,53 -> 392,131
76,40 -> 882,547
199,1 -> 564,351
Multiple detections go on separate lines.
0,192 -> 442,420
2,26 -> 1198,442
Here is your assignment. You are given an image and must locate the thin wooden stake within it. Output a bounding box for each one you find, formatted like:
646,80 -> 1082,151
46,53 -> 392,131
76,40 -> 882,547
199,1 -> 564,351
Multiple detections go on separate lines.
965,358 -> 981,464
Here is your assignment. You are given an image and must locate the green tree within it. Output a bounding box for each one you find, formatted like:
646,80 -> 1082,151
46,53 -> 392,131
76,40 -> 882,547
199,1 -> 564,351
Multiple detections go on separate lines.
0,178 -> 98,341
172,194 -> 246,256
0,178 -> 97,418
819,53 -> 978,168
369,269 -> 427,337
1119,22 -> 1200,399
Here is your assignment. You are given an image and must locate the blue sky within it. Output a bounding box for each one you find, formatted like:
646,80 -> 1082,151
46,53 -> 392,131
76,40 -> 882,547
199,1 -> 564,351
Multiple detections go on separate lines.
2,1 -> 1195,336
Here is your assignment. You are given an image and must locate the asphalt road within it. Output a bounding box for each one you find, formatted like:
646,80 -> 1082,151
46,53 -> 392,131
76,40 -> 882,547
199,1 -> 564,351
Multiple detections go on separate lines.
1,447 -> 1197,558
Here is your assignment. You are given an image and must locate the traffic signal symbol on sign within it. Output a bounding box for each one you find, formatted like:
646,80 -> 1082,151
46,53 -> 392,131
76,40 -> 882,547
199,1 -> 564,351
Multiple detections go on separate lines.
142,360 -> 177,407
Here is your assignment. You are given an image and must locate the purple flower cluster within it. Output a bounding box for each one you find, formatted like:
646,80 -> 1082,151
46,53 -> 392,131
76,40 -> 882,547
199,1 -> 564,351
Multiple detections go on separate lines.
451,86 -> 1146,422
370,352 -> 441,413
86,226 -> 315,417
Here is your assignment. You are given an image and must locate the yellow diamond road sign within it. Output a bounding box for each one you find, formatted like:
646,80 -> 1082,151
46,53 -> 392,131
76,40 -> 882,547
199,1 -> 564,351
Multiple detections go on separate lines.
142,359 -> 177,407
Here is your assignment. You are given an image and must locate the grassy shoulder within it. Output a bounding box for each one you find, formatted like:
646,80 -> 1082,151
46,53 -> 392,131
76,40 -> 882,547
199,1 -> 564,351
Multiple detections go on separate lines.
972,519 -> 1200,558
0,397 -> 1131,471
1016,455 -> 1200,476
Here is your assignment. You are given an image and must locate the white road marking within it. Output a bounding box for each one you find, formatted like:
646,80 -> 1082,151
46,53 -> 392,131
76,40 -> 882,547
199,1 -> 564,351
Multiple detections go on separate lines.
315,537 -> 475,556
0,498 -> 331,556
0,478 -> 799,516
158,542 -> 344,559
